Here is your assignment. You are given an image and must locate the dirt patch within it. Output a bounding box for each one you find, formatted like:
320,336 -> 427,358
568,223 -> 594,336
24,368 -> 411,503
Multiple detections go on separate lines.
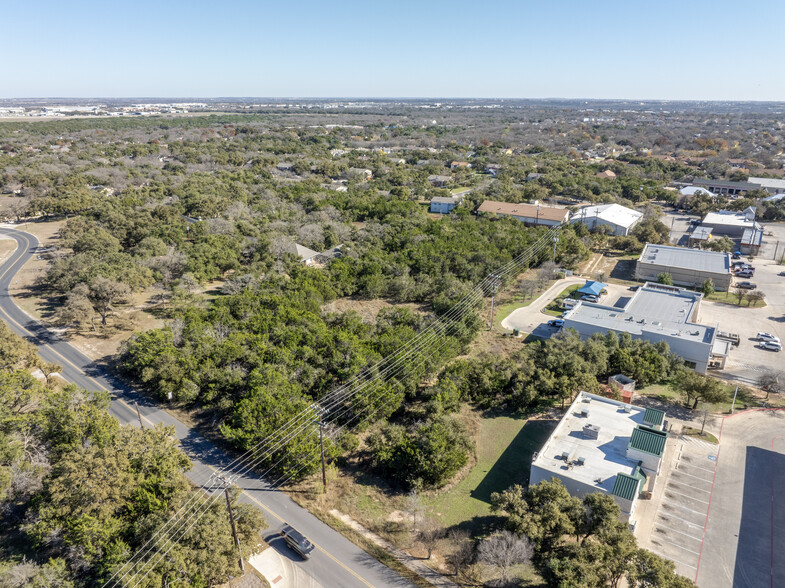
322,297 -> 427,323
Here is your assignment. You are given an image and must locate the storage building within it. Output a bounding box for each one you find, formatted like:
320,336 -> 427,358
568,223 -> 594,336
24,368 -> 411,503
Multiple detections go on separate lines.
635,244 -> 732,291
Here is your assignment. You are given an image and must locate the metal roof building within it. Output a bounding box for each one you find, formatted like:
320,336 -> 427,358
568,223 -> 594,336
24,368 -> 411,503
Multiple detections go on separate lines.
562,282 -> 725,373
635,244 -> 732,291
530,391 -> 669,524
748,176 -> 785,195
476,200 -> 570,226
570,203 -> 643,236
701,209 -> 760,237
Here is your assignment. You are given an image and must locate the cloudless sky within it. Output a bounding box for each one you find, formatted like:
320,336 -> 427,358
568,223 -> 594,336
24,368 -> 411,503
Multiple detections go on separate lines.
3,0 -> 784,100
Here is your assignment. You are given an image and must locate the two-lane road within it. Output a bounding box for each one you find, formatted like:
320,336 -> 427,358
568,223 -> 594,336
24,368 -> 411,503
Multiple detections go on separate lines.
0,225 -> 415,588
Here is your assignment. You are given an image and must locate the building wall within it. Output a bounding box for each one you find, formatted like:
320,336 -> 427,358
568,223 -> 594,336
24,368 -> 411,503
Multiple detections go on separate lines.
635,261 -> 731,291
562,320 -> 712,374
529,465 -> 607,499
626,447 -> 662,474
705,222 -> 750,237
430,201 -> 457,214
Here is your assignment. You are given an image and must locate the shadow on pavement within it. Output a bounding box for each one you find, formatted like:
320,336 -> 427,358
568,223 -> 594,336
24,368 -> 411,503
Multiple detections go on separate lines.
733,446 -> 785,588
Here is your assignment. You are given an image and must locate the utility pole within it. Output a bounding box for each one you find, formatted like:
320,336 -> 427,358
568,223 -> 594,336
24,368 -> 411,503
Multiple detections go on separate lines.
319,417 -> 327,492
488,274 -> 501,331
224,488 -> 245,573
730,385 -> 739,414
552,236 -> 559,261
135,402 -> 144,429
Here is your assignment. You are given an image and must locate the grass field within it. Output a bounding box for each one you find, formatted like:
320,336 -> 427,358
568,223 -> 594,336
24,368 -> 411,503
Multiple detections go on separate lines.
425,413 -> 556,535
705,289 -> 767,308
542,284 -> 581,316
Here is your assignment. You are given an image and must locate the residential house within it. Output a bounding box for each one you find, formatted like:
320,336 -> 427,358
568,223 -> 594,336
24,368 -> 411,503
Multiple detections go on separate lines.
476,200 -> 570,227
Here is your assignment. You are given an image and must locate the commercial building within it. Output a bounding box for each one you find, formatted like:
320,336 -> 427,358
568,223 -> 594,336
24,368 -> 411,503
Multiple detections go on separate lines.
748,176 -> 785,195
530,391 -> 668,524
740,227 -> 763,255
688,226 -> 713,248
635,244 -> 732,291
701,208 -> 761,237
692,178 -> 760,196
476,200 -> 570,227
570,204 -> 643,236
562,282 -> 727,373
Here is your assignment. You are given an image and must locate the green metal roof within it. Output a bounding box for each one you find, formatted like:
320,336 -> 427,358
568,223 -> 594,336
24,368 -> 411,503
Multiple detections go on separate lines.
612,472 -> 643,501
643,408 -> 665,427
628,425 -> 668,456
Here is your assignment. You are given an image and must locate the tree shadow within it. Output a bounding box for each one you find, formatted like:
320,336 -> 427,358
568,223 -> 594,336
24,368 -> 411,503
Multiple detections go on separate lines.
609,259 -> 635,281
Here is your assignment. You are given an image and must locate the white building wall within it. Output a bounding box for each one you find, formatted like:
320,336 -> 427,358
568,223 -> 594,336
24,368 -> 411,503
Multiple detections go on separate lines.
529,466 -> 608,499
635,262 -> 731,291
626,447 -> 662,474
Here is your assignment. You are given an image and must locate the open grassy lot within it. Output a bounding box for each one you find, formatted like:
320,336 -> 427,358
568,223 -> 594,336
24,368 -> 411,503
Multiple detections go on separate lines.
425,413 -> 556,534
705,289 -> 767,307
542,283 -> 581,316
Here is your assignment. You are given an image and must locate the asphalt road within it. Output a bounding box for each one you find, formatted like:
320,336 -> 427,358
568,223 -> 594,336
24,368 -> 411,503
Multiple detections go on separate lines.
0,226 -> 415,588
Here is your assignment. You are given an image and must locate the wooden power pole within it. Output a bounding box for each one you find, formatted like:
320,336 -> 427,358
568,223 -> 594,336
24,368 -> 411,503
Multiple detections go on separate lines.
135,402 -> 144,429
224,488 -> 245,573
319,419 -> 327,491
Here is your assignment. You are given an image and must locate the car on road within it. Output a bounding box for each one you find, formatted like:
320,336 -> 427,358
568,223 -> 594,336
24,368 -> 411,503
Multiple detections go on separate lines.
759,341 -> 782,352
548,319 -> 564,328
280,525 -> 315,559
581,294 -> 599,302
735,281 -> 757,290
756,332 -> 781,343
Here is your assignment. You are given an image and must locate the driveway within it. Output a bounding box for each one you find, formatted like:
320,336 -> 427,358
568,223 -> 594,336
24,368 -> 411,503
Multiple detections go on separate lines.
695,410 -> 785,588
501,278 -> 635,337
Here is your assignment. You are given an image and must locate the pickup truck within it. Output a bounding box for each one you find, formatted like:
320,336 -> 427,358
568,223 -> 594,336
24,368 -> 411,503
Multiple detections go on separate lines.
735,281 -> 757,290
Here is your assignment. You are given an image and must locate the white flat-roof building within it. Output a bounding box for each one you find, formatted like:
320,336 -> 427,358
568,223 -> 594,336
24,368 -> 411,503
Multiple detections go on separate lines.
530,391 -> 668,524
635,244 -> 732,291
562,282 -> 725,373
702,208 -> 760,237
571,204 -> 643,236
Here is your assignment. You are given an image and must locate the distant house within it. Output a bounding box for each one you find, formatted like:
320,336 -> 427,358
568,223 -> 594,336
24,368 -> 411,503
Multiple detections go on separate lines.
570,204 -> 643,236
430,196 -> 462,214
476,200 -> 570,227
346,168 -> 373,181
288,243 -> 321,266
276,162 -> 295,172
525,172 -> 544,182
450,161 -> 472,170
595,170 -> 617,180
484,164 -> 502,176
427,175 -> 453,188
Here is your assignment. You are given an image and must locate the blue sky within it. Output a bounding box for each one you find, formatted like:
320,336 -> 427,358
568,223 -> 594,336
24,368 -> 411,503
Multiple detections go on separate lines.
3,0 -> 784,100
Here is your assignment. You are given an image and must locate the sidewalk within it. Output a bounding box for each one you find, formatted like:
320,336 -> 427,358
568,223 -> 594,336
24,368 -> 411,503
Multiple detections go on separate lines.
247,548 -> 324,588
329,510 -> 459,588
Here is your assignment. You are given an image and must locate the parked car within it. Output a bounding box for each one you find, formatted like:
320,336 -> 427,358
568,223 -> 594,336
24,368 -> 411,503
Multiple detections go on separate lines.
736,270 -> 754,278
759,341 -> 782,352
548,319 -> 564,328
280,525 -> 315,559
779,271 -> 785,277
628,285 -> 639,291
756,333 -> 781,343
581,294 -> 599,302
732,252 -> 742,259
735,281 -> 757,290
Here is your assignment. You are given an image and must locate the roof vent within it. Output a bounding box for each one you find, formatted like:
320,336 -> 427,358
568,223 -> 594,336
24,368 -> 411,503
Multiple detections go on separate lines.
624,404 -> 632,413
561,451 -> 570,460
580,408 -> 590,417
576,456 -> 586,466
582,424 -> 600,439
582,396 -> 592,403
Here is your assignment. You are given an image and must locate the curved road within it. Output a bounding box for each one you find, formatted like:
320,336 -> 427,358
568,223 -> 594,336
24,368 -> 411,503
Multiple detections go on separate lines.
0,225 -> 415,588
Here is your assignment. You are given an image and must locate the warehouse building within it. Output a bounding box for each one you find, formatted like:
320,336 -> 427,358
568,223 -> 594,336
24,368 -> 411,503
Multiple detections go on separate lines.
530,391 -> 668,524
562,282 -> 727,373
476,200 -> 570,227
701,208 -> 760,237
570,203 -> 643,236
748,176 -> 785,195
692,178 -> 760,196
635,244 -> 732,291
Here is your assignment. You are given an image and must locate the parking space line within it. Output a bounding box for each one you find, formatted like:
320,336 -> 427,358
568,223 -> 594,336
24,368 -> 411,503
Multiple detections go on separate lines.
651,537 -> 701,556
665,488 -> 710,504
656,514 -> 704,529
677,462 -> 716,474
669,481 -> 711,494
671,469 -> 714,483
648,549 -> 697,570
654,525 -> 703,542
663,501 -> 709,517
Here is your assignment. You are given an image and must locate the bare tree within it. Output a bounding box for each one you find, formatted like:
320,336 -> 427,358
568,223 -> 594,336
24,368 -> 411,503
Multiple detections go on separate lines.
518,279 -> 538,301
418,520 -> 446,560
405,487 -> 425,534
445,528 -> 474,576
758,370 -> 783,400
478,530 -> 533,586
747,290 -> 765,307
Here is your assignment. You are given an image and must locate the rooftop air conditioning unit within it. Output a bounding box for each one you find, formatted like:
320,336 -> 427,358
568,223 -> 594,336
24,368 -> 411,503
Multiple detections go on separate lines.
576,456 -> 586,466
624,405 -> 632,413
561,451 -> 570,460
580,408 -> 590,417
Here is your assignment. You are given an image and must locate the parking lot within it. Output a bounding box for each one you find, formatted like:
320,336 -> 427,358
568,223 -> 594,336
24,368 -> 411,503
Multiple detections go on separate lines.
644,436 -> 718,578
697,257 -> 785,384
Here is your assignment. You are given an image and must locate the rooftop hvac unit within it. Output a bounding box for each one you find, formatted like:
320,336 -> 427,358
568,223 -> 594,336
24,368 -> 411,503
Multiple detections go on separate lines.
580,408 -> 590,417
582,424 -> 600,439
561,451 -> 570,460
576,456 -> 586,466
624,404 -> 632,413
582,396 -> 592,403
